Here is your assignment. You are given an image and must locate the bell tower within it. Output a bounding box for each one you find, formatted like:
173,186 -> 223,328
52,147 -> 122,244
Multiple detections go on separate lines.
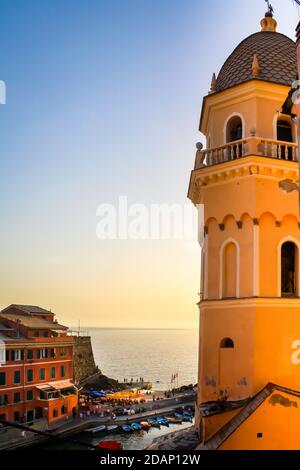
188,12 -> 299,442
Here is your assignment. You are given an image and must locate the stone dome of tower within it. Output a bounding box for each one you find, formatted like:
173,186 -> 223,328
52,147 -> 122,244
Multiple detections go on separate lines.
215,15 -> 297,92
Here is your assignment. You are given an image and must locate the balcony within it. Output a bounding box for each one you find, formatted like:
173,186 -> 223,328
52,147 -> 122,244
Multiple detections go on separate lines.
195,137 -> 298,170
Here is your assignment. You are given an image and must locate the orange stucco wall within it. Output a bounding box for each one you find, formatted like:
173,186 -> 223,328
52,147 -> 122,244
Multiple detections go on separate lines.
220,390 -> 300,450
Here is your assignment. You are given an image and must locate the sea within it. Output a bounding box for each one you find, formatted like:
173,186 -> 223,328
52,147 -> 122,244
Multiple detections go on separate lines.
86,328 -> 199,391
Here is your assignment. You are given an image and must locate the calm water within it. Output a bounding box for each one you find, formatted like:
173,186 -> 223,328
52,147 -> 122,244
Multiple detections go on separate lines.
38,421 -> 194,450
87,328 -> 198,391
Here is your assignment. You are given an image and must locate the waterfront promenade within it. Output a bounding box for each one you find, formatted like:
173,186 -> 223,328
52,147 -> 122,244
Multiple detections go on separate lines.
0,391 -> 195,450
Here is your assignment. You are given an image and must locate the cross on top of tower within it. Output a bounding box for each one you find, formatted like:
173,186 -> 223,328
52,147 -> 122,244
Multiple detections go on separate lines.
264,0 -> 274,17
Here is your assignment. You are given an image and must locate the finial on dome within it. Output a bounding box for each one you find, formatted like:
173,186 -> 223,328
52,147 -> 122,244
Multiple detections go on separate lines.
209,73 -> 217,94
260,13 -> 277,32
261,1 -> 276,31
252,54 -> 260,78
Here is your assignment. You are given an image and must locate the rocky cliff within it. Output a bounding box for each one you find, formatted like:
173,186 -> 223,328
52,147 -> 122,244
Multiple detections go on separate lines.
72,336 -> 99,385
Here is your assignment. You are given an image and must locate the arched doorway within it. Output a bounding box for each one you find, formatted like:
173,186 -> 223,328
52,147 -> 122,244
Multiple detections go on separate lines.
281,242 -> 297,296
277,120 -> 293,160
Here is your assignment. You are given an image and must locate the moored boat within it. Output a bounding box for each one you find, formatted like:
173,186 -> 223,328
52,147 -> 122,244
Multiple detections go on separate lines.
165,416 -> 182,424
87,425 -> 107,434
156,417 -> 169,427
182,415 -> 193,422
107,425 -> 119,432
131,422 -> 142,431
147,418 -> 160,428
121,424 -> 133,433
140,421 -> 151,430
97,440 -> 124,451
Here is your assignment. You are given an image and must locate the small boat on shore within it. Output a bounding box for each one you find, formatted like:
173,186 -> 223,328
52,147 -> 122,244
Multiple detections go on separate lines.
165,416 -> 182,424
97,440 -> 124,451
182,415 -> 193,422
147,418 -> 160,428
107,425 -> 119,432
121,424 -> 133,433
156,417 -> 169,427
140,421 -> 151,430
87,425 -> 107,434
131,423 -> 142,431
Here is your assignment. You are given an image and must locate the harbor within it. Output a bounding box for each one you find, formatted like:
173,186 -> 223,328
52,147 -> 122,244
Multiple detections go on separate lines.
0,390 -> 196,450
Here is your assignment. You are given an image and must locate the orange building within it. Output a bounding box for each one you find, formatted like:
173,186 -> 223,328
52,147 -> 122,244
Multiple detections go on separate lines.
0,304 -> 78,424
188,9 -> 300,449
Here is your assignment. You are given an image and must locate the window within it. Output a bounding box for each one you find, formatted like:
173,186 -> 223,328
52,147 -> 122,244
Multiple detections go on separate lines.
34,330 -> 39,337
14,411 -> 20,422
220,338 -> 235,349
14,392 -> 21,403
281,242 -> 297,297
61,366 -> 66,378
61,405 -> 67,415
27,410 -> 34,422
0,373 -> 5,386
27,390 -> 33,401
225,116 -> 243,160
0,395 -> 8,406
40,368 -> 45,381
14,370 -> 21,384
61,348 -> 66,357
257,433 -> 263,439
53,408 -> 58,418
44,331 -> 49,337
226,116 -> 243,143
51,367 -> 56,379
27,369 -> 33,382
50,348 -> 56,358
27,350 -> 34,360
37,349 -> 48,359
5,350 -> 9,362
11,350 -> 23,361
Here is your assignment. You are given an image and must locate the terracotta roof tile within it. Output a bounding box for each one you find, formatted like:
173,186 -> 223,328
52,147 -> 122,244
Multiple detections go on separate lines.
216,32 -> 297,92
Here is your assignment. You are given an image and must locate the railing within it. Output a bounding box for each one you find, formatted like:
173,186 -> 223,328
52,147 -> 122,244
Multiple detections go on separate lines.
195,137 -> 298,170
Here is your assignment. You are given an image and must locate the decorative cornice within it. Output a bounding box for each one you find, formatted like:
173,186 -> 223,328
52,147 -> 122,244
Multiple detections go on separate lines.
199,297 -> 300,310
188,156 -> 298,204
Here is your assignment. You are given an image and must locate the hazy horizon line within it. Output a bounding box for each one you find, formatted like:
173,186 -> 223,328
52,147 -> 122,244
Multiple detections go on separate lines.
69,326 -> 198,331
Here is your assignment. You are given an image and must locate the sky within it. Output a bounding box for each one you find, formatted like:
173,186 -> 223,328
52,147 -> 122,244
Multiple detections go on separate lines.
0,0 -> 298,329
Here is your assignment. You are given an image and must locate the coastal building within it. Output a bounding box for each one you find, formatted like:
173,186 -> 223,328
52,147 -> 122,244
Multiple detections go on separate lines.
188,9 -> 300,449
0,304 -> 78,424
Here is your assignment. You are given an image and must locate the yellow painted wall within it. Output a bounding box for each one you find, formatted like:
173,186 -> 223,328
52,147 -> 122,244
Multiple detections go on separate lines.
203,408 -> 241,441
202,81 -> 296,149
199,303 -> 255,403
220,390 -> 300,450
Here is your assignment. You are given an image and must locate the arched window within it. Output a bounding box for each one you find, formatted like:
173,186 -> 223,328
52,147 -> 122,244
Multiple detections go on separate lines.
281,242 -> 297,297
53,408 -> 58,418
226,116 -> 243,143
277,120 -> 293,160
220,338 -> 234,349
222,242 -> 238,298
61,405 -> 67,415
